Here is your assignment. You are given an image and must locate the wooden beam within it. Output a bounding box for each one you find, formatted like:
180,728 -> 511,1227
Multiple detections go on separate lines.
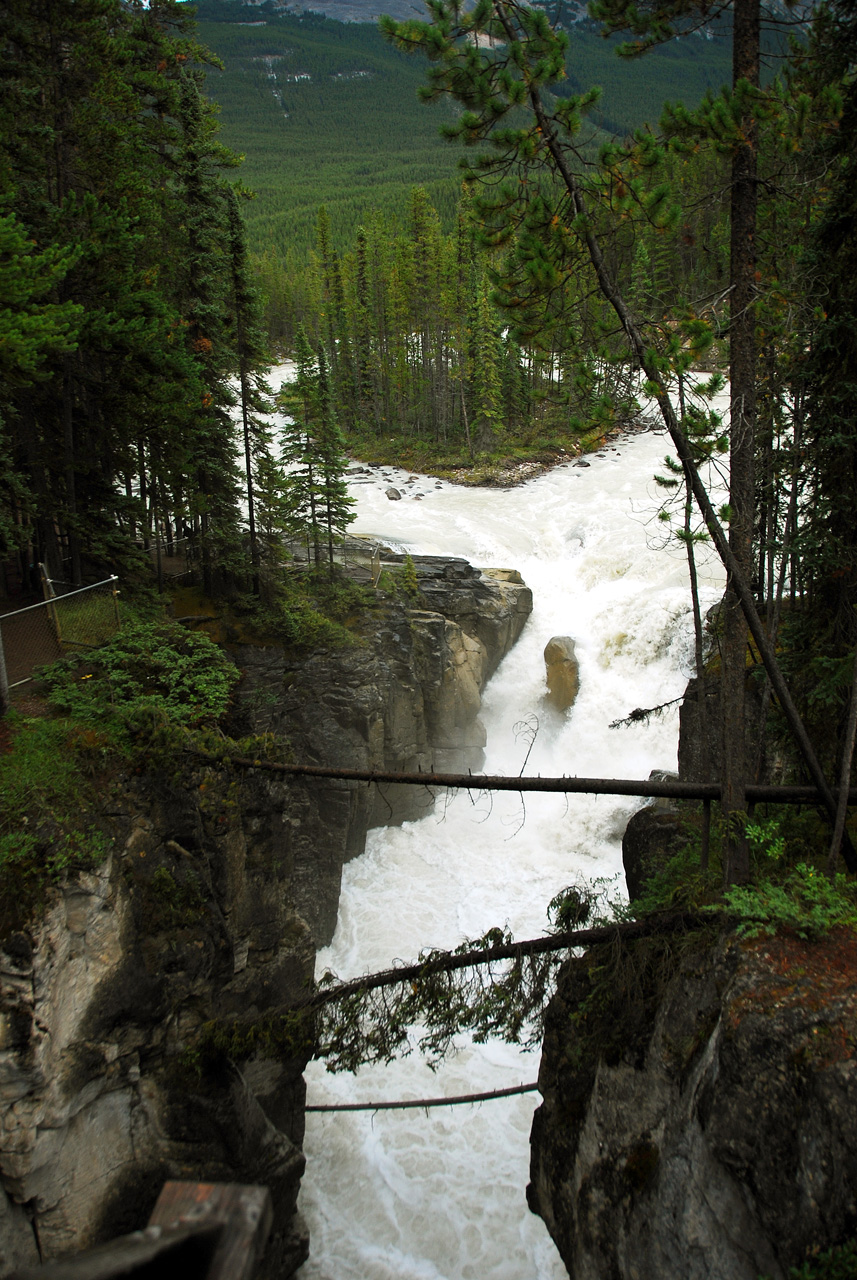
148,1182 -> 273,1280
13,1183 -> 272,1280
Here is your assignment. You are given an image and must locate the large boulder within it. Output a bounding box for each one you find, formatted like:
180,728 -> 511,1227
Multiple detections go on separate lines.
543,636 -> 580,712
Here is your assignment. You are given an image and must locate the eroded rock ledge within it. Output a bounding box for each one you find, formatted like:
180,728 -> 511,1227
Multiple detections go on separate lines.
0,556 -> 531,1277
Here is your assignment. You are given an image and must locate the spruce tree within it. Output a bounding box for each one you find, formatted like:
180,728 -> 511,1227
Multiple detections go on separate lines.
315,345 -> 356,577
225,183 -> 274,593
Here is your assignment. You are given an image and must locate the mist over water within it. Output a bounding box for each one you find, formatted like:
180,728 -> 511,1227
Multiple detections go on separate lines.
295,427 -> 726,1279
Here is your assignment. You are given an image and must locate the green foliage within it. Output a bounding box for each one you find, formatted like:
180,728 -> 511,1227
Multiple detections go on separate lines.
718,864 -> 857,941
41,622 -> 239,727
193,925 -> 564,1074
150,865 -> 206,928
263,594 -> 349,651
400,554 -> 420,599
0,0 -> 270,594
784,1239 -> 857,1280
0,207 -> 83,382
0,715 -> 117,932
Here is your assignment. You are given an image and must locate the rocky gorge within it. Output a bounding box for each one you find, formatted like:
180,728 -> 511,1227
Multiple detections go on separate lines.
3,451 -> 856,1280
0,555 -> 532,1276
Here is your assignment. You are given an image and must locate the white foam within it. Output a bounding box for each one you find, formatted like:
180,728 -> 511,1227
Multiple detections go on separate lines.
298,420 -> 727,1278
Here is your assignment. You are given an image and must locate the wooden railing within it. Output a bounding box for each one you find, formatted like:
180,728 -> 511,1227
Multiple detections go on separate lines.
14,1183 -> 272,1280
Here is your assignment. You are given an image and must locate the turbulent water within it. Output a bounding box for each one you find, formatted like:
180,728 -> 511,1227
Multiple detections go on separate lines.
292,420 -> 726,1280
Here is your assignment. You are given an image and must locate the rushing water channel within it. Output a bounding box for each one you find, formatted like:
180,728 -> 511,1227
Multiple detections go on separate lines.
294,422 -> 726,1280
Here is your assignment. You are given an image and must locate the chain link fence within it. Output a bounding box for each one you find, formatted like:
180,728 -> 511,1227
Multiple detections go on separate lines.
0,575 -> 121,696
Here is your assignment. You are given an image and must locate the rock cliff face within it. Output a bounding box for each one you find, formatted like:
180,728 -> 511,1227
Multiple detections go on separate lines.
529,927 -> 857,1279
0,557 -> 532,1276
0,765 -> 314,1277
530,671 -> 857,1278
235,557 -> 532,947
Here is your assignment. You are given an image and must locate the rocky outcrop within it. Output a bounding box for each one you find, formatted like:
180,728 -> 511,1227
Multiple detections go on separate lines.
621,800 -> 687,902
536,661 -> 857,1278
236,557 -> 532,947
0,555 -> 532,1276
0,765 -> 314,1277
543,636 -> 580,713
529,927 -> 857,1279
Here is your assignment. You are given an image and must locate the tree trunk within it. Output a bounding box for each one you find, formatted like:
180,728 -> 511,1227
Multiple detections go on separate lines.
721,0 -> 760,884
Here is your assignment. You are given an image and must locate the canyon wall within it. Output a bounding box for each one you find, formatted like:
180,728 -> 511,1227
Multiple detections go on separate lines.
0,558 -> 532,1275
528,676 -> 857,1278
528,924 -> 857,1279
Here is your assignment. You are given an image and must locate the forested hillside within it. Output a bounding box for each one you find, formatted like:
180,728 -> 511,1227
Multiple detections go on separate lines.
194,0 -> 734,255
0,0 -> 354,609
4,0 -> 857,837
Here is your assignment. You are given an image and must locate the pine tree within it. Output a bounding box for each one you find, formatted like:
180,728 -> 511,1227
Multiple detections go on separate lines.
225,183 -> 274,593
469,280 -> 504,452
280,326 -> 323,567
315,345 -> 356,576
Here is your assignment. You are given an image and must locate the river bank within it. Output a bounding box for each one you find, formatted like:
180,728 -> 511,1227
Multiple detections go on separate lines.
343,415 -> 661,490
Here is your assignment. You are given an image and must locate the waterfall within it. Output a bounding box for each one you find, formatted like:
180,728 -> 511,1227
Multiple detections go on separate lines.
294,423 -> 726,1279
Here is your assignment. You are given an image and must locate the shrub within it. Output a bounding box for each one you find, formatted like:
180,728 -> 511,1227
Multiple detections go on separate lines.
41,621 -> 239,726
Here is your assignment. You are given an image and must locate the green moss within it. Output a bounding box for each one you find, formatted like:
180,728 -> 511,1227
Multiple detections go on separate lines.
0,714 -> 118,934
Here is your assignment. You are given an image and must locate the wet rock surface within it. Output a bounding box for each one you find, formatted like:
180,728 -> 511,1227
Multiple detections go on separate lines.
0,767 -> 314,1277
536,665 -> 856,1279
543,636 -> 580,713
235,560 -> 531,948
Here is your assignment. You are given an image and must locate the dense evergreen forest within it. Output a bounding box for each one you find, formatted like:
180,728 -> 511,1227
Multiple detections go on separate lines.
195,0 -> 734,256
0,0 -> 358,608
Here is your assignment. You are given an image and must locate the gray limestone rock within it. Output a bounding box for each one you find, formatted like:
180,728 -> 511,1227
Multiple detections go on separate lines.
0,553 -> 532,1276
0,766 -> 314,1278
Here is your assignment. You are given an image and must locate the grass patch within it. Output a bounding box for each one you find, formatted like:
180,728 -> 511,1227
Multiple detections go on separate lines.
345,424 -> 598,484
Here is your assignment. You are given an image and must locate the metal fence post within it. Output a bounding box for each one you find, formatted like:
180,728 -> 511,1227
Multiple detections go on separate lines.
39,562 -> 61,643
0,623 -> 9,716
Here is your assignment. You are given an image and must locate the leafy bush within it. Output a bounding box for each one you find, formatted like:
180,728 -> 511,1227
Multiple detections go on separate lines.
788,1240 -> 857,1278
717,864 -> 857,940
41,621 -> 239,726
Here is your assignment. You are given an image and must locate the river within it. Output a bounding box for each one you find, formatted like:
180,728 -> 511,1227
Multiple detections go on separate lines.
290,418 -> 726,1279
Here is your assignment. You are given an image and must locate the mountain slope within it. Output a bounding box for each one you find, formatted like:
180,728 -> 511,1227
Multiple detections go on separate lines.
196,0 -> 734,255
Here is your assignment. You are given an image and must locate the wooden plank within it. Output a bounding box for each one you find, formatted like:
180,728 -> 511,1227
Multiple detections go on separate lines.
11,1222 -> 223,1280
148,1182 -> 273,1280
11,1182 -> 272,1280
